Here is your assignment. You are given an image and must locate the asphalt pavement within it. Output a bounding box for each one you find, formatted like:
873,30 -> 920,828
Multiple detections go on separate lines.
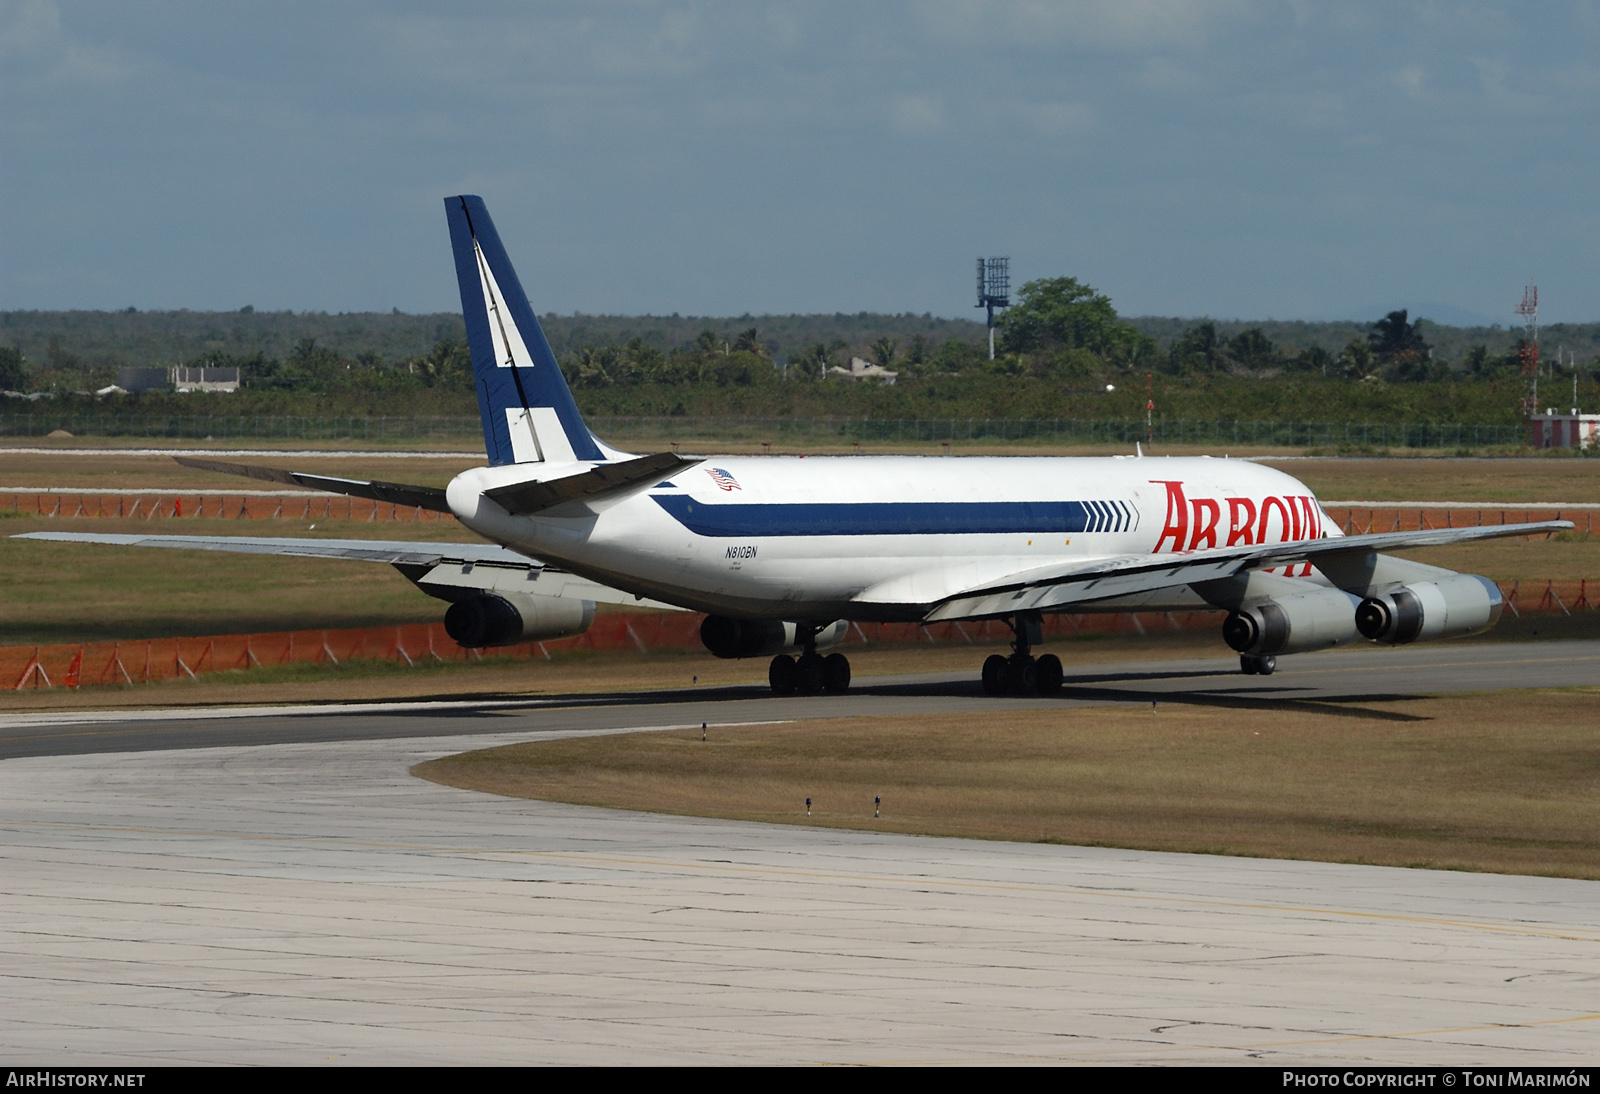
0,639 -> 1594,760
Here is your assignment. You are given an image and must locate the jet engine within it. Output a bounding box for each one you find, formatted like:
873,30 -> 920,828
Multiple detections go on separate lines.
1222,587 -> 1362,656
699,616 -> 849,659
1354,574 -> 1502,645
443,592 -> 595,648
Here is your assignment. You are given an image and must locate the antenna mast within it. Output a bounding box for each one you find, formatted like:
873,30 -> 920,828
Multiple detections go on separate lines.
1145,371 -> 1154,447
976,257 -> 1010,361
1516,282 -> 1539,418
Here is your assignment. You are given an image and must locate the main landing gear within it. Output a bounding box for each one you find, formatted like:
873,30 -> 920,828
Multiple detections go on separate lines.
980,612 -> 1063,697
768,631 -> 851,696
1239,653 -> 1276,675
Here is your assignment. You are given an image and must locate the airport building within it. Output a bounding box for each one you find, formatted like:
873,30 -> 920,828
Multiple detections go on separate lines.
172,365 -> 240,392
114,365 -> 241,394
1528,408 -> 1600,449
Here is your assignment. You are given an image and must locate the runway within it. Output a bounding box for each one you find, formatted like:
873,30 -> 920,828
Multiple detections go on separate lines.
1,642 -> 1597,1065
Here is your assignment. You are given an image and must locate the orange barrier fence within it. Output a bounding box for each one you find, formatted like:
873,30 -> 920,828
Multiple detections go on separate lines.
2,609 -> 1227,691
1500,579 -> 1597,616
1,492 -> 456,522
1323,507 -> 1595,535
6,579 -> 1591,691
6,495 -> 1594,534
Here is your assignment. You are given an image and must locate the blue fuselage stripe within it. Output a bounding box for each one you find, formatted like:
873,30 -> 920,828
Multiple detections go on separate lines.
652,496 -> 1119,537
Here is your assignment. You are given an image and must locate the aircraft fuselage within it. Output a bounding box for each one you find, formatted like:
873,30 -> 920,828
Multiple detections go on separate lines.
446,454 -> 1333,622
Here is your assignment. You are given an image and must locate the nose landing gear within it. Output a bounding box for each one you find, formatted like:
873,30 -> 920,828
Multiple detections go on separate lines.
980,612 -> 1063,697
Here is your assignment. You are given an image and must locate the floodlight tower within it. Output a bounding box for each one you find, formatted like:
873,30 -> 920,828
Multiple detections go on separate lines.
1516,282 -> 1539,418
976,256 -> 1010,360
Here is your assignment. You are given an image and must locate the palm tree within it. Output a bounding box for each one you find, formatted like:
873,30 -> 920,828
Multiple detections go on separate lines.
571,345 -> 621,388
733,327 -> 767,358
1169,322 -> 1225,374
1368,310 -> 1429,364
1339,339 -> 1381,381
417,338 -> 468,387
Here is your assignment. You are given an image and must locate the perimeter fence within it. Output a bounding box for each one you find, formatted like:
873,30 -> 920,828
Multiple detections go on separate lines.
0,412 -> 1535,449
5,577 -> 1594,692
0,413 -> 479,442
588,417 -> 1530,449
2,610 -> 1215,691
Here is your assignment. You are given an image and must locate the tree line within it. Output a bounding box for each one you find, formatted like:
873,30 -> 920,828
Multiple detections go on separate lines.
995,279 -> 1585,385
3,281 -> 1597,426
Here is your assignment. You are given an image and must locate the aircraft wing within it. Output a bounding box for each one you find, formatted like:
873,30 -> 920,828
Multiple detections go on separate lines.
897,520 -> 1573,622
12,531 -> 684,610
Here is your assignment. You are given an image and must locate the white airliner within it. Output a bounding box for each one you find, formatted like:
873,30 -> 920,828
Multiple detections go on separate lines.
21,195 -> 1570,696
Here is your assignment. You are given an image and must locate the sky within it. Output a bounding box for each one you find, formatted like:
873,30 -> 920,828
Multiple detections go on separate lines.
3,1 -> 1599,323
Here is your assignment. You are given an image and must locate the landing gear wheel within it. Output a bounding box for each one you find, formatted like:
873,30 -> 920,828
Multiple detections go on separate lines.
1007,654 -> 1037,695
981,654 -> 1009,696
1240,654 -> 1277,676
1256,655 -> 1276,676
1240,654 -> 1257,675
1034,653 -> 1063,696
769,654 -> 797,696
822,652 -> 851,693
796,652 -> 826,694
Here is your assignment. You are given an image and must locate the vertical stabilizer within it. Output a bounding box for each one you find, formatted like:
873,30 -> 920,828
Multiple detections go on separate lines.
445,195 -> 603,466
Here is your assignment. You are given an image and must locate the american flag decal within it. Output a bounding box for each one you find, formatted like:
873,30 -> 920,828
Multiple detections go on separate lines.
706,467 -> 742,491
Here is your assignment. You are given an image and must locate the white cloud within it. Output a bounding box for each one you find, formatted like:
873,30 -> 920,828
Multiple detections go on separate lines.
1023,100 -> 1096,135
1131,54 -> 1208,94
1392,64 -> 1425,99
587,6 -> 710,81
918,0 -> 1252,52
1548,60 -> 1600,95
380,7 -> 710,91
1280,92 -> 1345,130
1468,55 -> 1544,117
889,93 -> 943,135
0,0 -> 59,53
0,0 -> 136,84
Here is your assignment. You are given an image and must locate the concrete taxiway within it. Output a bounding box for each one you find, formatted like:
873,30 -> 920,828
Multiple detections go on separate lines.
1,642 -> 1597,1065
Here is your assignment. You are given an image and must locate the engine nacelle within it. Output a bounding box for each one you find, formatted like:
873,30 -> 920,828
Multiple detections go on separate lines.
700,616 -> 849,659
1222,587 -> 1362,656
1354,574 -> 1502,645
443,592 -> 595,648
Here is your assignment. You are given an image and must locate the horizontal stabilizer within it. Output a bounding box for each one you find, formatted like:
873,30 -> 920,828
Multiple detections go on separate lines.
173,456 -> 451,513
12,531 -> 682,610
484,451 -> 701,516
16,530 -> 498,566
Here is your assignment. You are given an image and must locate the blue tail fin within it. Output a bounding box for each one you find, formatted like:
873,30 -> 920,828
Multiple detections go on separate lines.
444,195 -> 603,466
